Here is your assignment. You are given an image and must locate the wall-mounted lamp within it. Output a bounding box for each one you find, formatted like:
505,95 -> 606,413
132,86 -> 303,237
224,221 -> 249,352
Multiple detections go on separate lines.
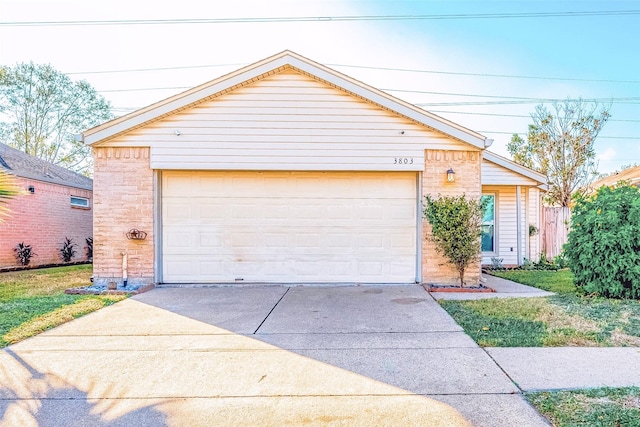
446,168 -> 455,182
28,185 -> 35,194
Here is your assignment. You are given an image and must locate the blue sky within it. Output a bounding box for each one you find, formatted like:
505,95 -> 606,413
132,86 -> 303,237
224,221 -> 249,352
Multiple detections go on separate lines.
1,0 -> 638,173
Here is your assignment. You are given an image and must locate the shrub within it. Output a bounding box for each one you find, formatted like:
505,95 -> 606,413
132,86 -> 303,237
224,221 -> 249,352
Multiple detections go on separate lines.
60,237 -> 77,263
423,194 -> 484,286
14,242 -> 35,266
85,237 -> 93,260
490,257 -> 504,270
565,184 -> 640,299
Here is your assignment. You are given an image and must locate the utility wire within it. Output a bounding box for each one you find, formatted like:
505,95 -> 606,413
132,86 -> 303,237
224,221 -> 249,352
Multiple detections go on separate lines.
63,62 -> 639,84
2,10 -> 639,26
480,130 -> 640,140
428,109 -> 640,123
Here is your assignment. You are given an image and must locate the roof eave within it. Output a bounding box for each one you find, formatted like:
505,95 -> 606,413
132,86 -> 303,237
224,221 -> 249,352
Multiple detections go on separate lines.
483,151 -> 547,185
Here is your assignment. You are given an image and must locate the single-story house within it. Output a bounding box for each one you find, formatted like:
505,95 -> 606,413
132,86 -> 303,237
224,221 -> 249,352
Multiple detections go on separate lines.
589,165 -> 640,192
81,50 -> 546,286
0,143 -> 93,268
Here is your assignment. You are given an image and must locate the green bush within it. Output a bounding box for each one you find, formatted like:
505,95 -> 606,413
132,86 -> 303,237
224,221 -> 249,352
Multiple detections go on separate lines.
423,194 -> 484,286
565,184 -> 640,299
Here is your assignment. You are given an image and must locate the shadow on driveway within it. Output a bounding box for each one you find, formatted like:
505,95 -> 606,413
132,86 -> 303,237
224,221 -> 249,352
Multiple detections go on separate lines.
0,285 -> 549,426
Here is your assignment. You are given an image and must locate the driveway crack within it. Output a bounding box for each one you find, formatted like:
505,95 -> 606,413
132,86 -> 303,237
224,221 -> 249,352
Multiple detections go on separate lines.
253,287 -> 290,334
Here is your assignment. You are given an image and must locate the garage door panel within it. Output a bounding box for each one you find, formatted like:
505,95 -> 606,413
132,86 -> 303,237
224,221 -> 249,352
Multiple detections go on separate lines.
162,171 -> 417,283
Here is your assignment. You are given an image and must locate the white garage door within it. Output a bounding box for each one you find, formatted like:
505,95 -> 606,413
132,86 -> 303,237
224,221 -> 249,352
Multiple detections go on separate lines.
162,171 -> 417,283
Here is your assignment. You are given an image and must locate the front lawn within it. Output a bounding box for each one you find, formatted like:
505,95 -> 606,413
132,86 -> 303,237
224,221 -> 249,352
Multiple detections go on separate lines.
440,270 -> 640,347
491,269 -> 576,294
527,387 -> 640,427
0,265 -> 125,347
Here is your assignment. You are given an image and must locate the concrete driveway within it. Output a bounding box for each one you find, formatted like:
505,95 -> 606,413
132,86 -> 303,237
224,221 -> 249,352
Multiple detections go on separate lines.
0,285 -> 549,426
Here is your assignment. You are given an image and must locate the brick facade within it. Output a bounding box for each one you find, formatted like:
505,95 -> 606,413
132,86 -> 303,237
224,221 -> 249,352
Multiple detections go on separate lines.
92,147 -> 154,286
0,178 -> 93,268
90,147 -> 483,286
421,149 -> 482,285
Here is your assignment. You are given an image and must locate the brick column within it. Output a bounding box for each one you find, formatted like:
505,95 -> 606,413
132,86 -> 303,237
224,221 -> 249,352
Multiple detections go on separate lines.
421,149 -> 482,285
93,147 -> 154,285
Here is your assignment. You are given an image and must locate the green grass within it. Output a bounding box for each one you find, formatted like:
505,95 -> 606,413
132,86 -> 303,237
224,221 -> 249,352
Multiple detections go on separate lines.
491,269 -> 576,294
440,270 -> 640,347
527,387 -> 640,427
0,265 -> 125,347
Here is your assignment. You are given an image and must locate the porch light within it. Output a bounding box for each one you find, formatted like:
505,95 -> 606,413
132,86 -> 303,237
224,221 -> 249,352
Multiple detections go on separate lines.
446,168 -> 455,182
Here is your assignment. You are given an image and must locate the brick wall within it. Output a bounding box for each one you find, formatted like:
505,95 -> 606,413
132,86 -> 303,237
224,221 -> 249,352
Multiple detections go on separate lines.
0,178 -> 93,267
421,149 -> 482,285
93,147 -> 154,286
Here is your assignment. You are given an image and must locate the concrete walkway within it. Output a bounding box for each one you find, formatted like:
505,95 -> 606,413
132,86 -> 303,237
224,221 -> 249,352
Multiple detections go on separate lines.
0,281 -> 638,426
430,274 -> 554,300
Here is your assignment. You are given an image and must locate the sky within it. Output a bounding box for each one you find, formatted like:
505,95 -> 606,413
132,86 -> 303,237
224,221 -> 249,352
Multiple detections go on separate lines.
1,0 -> 639,174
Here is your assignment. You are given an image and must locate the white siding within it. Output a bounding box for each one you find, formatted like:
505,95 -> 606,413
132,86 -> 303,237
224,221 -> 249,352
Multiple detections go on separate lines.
482,185 -> 529,266
103,71 -> 472,171
482,159 -> 539,186
527,187 -> 541,261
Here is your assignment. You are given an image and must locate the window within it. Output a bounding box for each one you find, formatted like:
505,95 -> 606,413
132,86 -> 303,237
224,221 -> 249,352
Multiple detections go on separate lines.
481,194 -> 495,253
70,196 -> 90,208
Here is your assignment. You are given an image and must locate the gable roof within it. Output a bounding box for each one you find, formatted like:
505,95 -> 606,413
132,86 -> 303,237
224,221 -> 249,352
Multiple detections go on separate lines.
0,143 -> 92,190
82,50 -> 489,149
483,151 -> 548,188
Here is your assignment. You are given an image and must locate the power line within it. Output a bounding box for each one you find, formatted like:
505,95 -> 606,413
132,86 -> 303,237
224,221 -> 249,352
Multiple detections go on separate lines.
99,86 -> 191,93
62,62 -> 639,85
66,63 -> 246,75
331,64 -> 640,84
480,130 -> 640,140
429,109 -> 640,123
2,10 -> 639,26
94,83 -> 639,105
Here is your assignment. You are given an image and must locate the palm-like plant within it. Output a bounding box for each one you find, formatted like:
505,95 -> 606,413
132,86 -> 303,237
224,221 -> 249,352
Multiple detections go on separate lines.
0,170 -> 21,220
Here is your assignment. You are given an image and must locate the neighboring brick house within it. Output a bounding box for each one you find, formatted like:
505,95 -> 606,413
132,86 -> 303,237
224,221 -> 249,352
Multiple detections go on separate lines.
81,51 -> 545,287
0,143 -> 93,268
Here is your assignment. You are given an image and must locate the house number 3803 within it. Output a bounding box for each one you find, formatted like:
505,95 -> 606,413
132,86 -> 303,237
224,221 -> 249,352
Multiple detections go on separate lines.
394,157 -> 414,165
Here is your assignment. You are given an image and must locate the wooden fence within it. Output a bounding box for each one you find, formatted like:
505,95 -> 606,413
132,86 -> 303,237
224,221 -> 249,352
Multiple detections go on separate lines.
541,207 -> 571,259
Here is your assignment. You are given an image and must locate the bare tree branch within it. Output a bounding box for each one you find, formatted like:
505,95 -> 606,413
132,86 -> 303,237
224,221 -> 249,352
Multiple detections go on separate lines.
507,98 -> 609,207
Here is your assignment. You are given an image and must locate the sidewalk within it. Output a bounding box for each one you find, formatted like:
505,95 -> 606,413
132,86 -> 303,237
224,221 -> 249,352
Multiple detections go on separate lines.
430,274 -> 554,300
428,274 -> 640,392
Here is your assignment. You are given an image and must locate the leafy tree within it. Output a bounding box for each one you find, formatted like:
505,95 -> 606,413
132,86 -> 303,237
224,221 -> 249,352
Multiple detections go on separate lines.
565,184 -> 640,299
507,99 -> 610,207
0,170 -> 21,220
0,62 -> 113,176
423,194 -> 485,287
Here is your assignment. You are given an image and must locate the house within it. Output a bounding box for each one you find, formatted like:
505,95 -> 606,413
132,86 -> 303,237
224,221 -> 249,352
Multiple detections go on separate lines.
0,143 -> 93,268
589,165 -> 640,192
81,50 -> 546,286
481,151 -> 546,267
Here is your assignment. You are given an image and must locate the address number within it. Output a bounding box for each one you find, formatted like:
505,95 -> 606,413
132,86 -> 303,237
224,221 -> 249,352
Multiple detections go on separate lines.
393,157 -> 414,165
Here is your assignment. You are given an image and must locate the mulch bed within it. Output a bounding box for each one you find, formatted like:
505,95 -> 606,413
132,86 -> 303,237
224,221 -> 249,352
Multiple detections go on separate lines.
0,261 -> 91,273
423,284 -> 495,293
65,283 -> 155,295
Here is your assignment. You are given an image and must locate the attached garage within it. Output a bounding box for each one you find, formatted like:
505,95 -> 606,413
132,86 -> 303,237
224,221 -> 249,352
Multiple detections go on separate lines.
84,50 -> 495,287
162,171 -> 418,283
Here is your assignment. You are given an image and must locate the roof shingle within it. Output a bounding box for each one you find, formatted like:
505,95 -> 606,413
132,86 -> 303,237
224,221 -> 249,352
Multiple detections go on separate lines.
0,143 -> 92,190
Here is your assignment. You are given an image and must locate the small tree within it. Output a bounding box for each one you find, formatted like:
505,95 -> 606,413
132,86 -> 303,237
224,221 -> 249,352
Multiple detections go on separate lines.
507,99 -> 610,207
423,194 -> 485,287
565,184 -> 640,299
